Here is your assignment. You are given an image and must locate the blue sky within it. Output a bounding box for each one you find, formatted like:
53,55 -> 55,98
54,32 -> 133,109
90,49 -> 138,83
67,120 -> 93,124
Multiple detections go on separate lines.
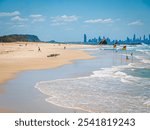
0,0 -> 150,42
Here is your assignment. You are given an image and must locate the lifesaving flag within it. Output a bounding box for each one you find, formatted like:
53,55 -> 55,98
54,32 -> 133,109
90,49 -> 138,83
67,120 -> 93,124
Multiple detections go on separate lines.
122,45 -> 126,50
113,44 -> 117,48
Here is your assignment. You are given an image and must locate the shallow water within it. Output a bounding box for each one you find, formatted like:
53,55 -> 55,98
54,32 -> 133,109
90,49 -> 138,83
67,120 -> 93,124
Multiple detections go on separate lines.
36,44 -> 150,112
0,47 -> 111,112
0,44 -> 149,112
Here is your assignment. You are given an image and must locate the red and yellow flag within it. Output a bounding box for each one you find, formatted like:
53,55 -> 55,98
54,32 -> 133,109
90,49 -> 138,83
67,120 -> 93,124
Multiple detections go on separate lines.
113,44 -> 117,48
122,45 -> 126,50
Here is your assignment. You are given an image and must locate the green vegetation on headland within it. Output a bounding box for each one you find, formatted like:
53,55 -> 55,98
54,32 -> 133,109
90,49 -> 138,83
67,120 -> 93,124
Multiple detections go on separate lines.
0,34 -> 40,42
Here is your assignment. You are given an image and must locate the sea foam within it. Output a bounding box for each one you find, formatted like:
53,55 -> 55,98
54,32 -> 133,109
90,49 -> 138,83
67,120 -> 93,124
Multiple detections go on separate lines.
35,63 -> 150,112
35,44 -> 150,112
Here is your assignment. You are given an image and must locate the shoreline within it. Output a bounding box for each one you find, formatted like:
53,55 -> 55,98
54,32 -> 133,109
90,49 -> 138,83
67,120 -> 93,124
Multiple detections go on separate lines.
1,44 -> 148,112
35,79 -> 92,113
0,42 -> 94,85
0,42 -> 95,113
0,58 -> 97,113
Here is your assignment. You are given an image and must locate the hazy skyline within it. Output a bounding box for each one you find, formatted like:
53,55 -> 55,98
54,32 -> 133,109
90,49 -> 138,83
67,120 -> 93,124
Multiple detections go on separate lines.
0,0 -> 150,42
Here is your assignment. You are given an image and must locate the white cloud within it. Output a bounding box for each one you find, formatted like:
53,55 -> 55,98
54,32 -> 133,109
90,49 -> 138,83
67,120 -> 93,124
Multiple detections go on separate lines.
11,16 -> 28,22
0,11 -> 20,17
30,14 -> 43,18
128,20 -> 143,26
51,15 -> 78,25
11,24 -> 26,28
30,14 -> 45,22
84,18 -> 113,24
51,22 -> 65,26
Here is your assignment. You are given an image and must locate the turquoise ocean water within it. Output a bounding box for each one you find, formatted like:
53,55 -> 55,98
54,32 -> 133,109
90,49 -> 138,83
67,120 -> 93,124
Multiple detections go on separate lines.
35,44 -> 150,112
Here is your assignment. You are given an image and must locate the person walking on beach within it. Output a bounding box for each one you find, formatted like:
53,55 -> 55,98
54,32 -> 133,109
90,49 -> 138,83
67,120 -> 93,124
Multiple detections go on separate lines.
38,46 -> 41,52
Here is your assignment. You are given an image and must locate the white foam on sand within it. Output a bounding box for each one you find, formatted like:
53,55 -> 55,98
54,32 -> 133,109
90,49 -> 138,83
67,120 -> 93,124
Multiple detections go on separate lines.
35,62 -> 150,112
35,45 -> 150,112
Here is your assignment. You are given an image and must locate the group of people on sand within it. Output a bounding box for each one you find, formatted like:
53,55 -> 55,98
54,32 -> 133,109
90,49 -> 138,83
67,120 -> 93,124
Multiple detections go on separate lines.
37,46 -> 66,52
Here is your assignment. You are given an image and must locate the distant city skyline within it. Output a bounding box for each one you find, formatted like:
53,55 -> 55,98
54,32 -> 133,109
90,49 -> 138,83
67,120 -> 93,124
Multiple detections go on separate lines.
0,0 -> 150,42
83,33 -> 150,44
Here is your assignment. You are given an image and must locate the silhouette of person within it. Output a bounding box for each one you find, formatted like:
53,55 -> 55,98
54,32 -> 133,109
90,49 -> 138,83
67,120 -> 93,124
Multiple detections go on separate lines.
38,47 -> 41,52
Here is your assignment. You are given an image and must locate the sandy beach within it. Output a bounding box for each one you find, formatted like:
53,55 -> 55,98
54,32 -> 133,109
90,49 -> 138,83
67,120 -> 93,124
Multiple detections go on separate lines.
0,42 -> 94,85
0,42 -> 95,112
0,43 -> 150,113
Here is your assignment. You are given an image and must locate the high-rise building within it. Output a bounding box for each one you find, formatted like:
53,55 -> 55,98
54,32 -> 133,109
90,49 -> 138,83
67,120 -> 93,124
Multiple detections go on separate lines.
126,37 -> 130,43
133,34 -> 136,41
140,36 -> 142,41
143,35 -> 146,41
98,36 -> 101,42
84,34 -> 87,43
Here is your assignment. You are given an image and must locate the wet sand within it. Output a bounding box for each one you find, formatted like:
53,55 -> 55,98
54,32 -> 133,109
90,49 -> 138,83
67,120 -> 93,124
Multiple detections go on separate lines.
0,42 -> 94,85
0,88 -> 4,94
0,42 -> 95,112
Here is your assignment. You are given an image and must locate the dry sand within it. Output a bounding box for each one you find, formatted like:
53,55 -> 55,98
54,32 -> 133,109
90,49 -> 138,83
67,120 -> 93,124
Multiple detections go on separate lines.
0,42 -> 95,113
0,42 -> 94,88
0,42 -> 96,113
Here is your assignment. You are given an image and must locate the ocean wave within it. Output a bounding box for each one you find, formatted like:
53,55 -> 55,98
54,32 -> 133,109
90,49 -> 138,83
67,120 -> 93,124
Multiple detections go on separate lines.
142,59 -> 150,64
34,45 -> 150,112
91,64 -> 150,85
134,55 -> 150,65
35,74 -> 150,112
35,62 -> 150,112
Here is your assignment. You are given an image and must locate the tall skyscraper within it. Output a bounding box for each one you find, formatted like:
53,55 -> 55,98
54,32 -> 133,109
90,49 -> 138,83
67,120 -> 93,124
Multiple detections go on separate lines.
133,34 -> 136,41
98,36 -> 101,42
84,34 -> 87,43
143,35 -> 146,41
140,36 -> 142,41
126,37 -> 130,42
